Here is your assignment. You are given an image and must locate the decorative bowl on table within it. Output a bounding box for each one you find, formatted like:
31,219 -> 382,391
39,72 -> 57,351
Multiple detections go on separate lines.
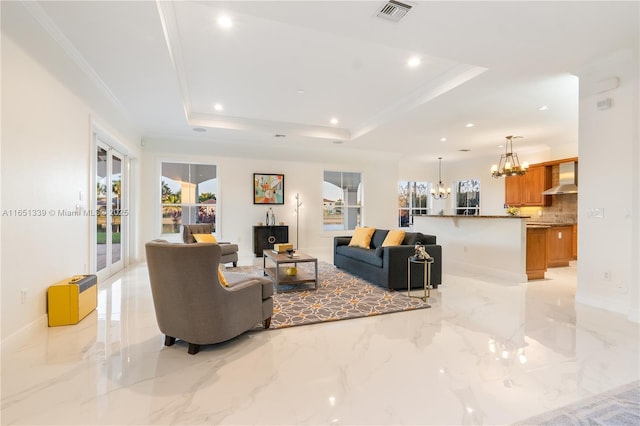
285,267 -> 297,276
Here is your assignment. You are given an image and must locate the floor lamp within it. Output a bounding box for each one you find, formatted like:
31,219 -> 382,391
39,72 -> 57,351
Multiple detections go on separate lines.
295,193 -> 302,249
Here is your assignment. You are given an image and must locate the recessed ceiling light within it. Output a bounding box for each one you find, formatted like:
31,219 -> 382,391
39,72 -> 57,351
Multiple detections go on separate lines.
193,127 -> 207,133
217,15 -> 233,29
407,57 -> 421,68
440,137 -> 447,142
465,123 -> 475,128
538,105 -> 549,111
214,103 -> 224,111
274,134 -> 286,138
459,148 -> 471,152
330,117 -> 339,125
333,140 -> 344,144
296,89 -> 305,94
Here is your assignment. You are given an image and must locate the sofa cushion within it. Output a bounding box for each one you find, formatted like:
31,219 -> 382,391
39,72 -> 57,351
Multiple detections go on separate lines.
219,243 -> 239,256
225,273 -> 273,299
370,229 -> 389,249
349,226 -> 376,249
382,229 -> 406,247
403,232 -> 423,246
218,268 -> 229,287
336,245 -> 383,267
183,223 -> 214,243
193,233 -> 217,243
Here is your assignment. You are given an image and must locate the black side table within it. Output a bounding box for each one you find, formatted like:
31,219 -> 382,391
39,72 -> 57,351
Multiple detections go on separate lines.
407,256 -> 434,303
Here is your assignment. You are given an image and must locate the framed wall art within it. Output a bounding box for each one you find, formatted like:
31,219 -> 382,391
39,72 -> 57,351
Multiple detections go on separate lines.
253,173 -> 284,204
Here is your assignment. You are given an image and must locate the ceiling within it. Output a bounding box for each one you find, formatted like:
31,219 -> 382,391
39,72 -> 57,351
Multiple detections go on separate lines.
22,1 -> 639,162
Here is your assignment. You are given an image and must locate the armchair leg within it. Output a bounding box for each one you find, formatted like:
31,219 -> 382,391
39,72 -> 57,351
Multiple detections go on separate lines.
263,317 -> 271,329
188,343 -> 200,355
233,261 -> 237,267
164,336 -> 176,346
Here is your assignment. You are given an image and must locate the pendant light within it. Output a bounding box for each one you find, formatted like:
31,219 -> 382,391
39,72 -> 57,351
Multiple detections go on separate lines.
431,157 -> 451,199
491,135 -> 529,178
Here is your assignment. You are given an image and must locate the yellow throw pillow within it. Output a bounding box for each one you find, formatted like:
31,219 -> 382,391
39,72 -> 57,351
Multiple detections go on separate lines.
381,229 -> 406,247
193,233 -> 217,243
218,267 -> 229,287
348,226 -> 376,249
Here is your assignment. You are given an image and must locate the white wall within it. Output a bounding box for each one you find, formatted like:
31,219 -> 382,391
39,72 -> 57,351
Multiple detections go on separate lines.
140,138 -> 400,262
576,48 -> 639,322
1,4 -> 141,340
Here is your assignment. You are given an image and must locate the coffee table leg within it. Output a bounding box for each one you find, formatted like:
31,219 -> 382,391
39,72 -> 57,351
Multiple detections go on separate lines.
314,259 -> 318,289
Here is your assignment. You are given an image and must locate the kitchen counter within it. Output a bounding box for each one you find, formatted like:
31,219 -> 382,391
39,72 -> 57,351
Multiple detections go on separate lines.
418,215 -> 530,219
527,222 -> 575,226
413,215 -> 528,283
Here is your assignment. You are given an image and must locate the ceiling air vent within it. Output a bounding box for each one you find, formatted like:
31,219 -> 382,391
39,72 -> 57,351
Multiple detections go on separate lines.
377,0 -> 413,22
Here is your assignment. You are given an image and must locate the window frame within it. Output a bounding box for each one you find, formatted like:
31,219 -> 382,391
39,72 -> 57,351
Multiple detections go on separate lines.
454,178 -> 481,216
160,161 -> 218,236
322,170 -> 363,231
398,180 -> 431,228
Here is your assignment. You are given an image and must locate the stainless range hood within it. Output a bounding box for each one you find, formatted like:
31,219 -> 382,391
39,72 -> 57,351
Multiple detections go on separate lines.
542,162 -> 578,195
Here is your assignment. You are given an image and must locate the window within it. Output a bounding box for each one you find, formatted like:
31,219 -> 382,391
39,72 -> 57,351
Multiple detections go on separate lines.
161,162 -> 217,234
323,171 -> 362,231
455,178 -> 480,216
398,181 -> 430,227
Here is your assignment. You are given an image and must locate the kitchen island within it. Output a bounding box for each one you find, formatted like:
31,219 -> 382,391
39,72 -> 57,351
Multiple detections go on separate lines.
413,215 -> 529,283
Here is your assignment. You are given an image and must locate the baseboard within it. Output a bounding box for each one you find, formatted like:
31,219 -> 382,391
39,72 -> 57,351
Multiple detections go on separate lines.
445,260 -> 527,284
0,314 -> 48,349
575,292 -> 632,317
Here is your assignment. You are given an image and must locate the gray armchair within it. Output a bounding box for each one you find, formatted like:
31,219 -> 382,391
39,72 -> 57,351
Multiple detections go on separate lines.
145,240 -> 273,354
182,224 -> 238,267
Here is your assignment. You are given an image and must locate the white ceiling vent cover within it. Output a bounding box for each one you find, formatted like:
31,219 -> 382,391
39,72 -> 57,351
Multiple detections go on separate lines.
377,0 -> 413,22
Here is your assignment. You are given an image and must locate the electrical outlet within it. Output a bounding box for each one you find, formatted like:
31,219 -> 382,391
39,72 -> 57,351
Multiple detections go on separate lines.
20,289 -> 27,304
603,271 -> 611,281
616,282 -> 628,293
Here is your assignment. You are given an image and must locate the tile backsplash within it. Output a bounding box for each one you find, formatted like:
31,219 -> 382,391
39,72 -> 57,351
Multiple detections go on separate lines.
521,164 -> 578,224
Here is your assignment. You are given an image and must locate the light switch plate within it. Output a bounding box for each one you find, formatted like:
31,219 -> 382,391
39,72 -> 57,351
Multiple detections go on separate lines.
587,208 -> 604,218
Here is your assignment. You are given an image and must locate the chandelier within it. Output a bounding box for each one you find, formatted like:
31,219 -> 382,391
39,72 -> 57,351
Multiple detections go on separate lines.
431,157 -> 451,199
490,135 -> 529,178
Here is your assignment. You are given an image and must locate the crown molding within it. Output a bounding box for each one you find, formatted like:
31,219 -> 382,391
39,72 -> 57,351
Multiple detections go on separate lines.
21,0 -> 133,124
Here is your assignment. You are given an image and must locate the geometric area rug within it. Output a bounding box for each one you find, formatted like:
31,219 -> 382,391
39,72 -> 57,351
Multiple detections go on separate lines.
232,261 -> 430,329
513,380 -> 640,426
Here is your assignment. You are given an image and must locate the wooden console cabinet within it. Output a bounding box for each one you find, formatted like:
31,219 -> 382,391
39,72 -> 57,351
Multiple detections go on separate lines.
253,225 -> 289,257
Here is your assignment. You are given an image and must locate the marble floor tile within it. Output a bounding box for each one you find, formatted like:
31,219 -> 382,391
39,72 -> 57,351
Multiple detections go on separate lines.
1,259 -> 638,425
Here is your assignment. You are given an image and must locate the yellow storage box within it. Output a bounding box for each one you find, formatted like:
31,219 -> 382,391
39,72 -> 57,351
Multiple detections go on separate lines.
273,243 -> 293,253
47,275 -> 97,326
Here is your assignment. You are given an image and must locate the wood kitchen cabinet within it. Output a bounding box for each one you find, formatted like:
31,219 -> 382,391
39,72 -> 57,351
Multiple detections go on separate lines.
547,225 -> 573,267
505,174 -> 524,206
504,165 -> 552,207
526,227 -> 548,280
523,165 -> 552,206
